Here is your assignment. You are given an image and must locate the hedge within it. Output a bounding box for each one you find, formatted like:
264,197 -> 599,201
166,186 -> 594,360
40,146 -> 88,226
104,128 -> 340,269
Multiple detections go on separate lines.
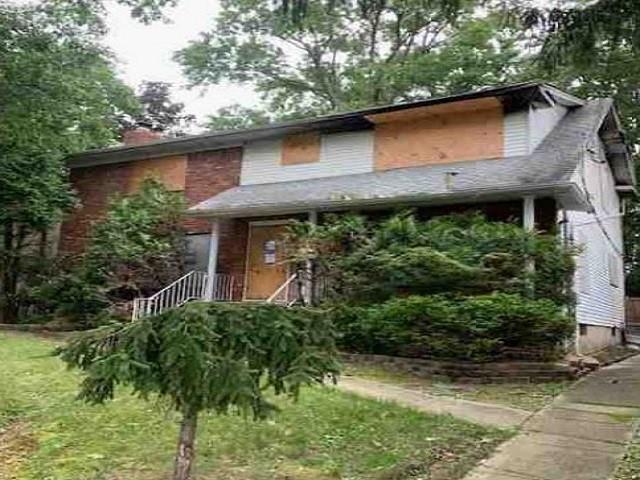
332,293 -> 573,362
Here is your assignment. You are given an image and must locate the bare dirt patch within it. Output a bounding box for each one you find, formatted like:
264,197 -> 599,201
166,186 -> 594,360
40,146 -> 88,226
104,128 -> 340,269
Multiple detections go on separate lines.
0,422 -> 37,480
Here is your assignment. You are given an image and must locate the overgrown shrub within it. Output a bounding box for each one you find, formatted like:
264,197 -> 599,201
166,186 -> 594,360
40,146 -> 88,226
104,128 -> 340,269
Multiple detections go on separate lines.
332,293 -> 573,361
286,211 -> 577,306
33,178 -> 186,326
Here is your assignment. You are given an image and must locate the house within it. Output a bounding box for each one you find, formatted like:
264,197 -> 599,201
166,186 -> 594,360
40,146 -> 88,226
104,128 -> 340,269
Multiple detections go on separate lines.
62,82 -> 635,354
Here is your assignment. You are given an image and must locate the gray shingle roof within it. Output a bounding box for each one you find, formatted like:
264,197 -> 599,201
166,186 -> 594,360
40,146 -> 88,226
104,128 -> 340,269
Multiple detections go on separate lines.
188,99 -> 615,218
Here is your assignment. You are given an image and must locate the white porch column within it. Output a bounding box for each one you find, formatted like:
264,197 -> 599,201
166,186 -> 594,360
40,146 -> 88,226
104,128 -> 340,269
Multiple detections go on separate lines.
205,219 -> 220,301
523,195 -> 536,232
523,196 -> 536,295
305,211 -> 318,305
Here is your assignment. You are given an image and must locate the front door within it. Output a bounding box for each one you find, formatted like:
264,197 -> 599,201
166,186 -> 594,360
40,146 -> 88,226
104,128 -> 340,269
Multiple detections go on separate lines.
244,223 -> 289,300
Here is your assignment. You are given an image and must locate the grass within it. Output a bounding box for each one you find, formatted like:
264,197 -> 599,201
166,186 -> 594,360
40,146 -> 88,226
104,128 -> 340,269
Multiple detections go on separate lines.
344,362 -> 571,412
613,429 -> 640,480
0,332 -> 512,480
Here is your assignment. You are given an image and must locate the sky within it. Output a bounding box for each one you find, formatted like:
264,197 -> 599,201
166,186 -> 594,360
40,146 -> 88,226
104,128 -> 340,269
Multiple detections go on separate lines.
104,0 -> 260,127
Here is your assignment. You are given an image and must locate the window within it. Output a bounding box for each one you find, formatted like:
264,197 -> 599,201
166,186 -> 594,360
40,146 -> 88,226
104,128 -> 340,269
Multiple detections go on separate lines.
185,233 -> 211,272
280,133 -> 321,165
579,324 -> 588,336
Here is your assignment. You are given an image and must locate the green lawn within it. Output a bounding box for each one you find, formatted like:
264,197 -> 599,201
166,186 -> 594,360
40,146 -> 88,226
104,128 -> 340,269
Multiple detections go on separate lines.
613,431 -> 640,480
345,362 -> 571,412
0,333 -> 512,480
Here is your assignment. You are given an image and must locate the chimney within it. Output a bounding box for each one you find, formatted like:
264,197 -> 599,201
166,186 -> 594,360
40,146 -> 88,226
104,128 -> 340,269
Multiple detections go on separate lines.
122,125 -> 163,146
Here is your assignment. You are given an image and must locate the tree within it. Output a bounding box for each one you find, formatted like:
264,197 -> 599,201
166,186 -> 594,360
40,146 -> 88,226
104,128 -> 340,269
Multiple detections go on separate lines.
522,2 -> 640,294
0,1 -> 138,322
523,0 -> 640,68
58,302 -> 339,480
34,179 -> 187,326
121,81 -> 195,135
84,178 -> 187,298
206,104 -> 272,131
175,2 -> 524,121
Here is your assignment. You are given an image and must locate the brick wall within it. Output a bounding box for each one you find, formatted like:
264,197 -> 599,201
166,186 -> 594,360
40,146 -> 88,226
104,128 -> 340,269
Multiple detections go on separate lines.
59,162 -> 133,255
183,148 -> 242,233
183,148 -> 246,299
60,147 -> 244,259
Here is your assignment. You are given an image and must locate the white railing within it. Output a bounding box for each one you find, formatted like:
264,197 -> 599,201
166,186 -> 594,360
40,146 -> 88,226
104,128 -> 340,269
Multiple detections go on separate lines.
266,273 -> 301,306
132,271 -> 234,320
210,273 -> 235,302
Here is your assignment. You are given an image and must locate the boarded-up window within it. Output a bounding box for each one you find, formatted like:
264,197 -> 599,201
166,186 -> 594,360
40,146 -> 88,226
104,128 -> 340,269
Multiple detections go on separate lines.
281,133 -> 321,165
367,98 -> 504,171
127,155 -> 187,193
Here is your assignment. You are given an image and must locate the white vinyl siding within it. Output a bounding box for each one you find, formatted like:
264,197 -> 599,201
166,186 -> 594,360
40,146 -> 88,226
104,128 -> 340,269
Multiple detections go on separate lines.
503,110 -> 529,157
240,130 -> 374,185
503,103 -> 568,157
569,139 -> 624,328
528,103 -> 568,152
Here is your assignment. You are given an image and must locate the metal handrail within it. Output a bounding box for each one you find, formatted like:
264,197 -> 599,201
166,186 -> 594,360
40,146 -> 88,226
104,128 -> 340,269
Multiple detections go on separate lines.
132,271 -> 234,320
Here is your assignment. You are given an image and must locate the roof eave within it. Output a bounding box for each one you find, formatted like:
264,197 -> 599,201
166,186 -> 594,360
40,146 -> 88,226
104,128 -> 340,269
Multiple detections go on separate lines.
67,82 -> 573,168
186,182 -> 588,219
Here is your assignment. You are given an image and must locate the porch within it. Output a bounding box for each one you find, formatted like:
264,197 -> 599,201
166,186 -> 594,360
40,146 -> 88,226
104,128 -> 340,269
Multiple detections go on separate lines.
132,196 -> 561,320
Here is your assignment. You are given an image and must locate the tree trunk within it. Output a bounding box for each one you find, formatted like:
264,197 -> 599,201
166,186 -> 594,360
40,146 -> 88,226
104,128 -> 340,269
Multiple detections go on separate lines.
1,222 -> 18,323
173,407 -> 198,480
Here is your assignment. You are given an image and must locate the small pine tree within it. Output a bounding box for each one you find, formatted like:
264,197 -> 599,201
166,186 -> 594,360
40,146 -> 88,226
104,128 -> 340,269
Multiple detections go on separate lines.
58,302 -> 339,480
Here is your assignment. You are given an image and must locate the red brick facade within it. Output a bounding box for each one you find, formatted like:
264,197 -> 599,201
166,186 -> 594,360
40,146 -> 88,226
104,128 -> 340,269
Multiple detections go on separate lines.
183,148 -> 242,234
59,147 -> 244,253
183,148 -> 247,300
59,162 -> 134,255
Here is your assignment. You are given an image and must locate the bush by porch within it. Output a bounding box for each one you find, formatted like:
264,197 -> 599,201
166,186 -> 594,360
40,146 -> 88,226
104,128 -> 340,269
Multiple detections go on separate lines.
286,211 -> 577,362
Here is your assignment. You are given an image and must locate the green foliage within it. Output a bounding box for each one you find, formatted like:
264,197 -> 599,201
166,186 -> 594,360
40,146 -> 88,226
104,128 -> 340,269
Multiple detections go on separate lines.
523,1 -> 640,69
119,81 -> 195,135
34,179 -> 186,326
176,2 -> 524,123
287,212 -> 575,361
84,178 -> 186,294
0,1 -> 139,322
287,211 -> 577,306
334,293 -> 573,361
206,104 -> 273,131
58,302 -> 340,478
1,332 -> 509,480
59,302 -> 339,414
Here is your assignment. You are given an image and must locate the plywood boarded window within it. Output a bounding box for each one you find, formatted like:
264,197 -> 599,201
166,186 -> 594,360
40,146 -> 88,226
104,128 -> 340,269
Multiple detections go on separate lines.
127,155 -> 187,193
367,98 -> 504,171
281,133 -> 321,165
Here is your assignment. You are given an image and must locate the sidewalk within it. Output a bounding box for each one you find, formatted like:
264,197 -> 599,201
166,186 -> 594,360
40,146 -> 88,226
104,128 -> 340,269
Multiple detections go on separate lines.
465,354 -> 640,480
337,376 -> 531,428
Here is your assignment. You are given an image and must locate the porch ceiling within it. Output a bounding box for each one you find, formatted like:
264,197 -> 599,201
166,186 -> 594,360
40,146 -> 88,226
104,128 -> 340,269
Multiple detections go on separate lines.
187,99 -> 614,219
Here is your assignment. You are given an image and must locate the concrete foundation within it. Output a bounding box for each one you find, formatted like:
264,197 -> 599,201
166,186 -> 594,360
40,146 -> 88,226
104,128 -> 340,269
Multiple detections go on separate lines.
578,323 -> 622,354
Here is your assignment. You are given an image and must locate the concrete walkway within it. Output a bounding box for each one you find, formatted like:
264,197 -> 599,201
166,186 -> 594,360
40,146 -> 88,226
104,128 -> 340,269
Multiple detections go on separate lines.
337,376 -> 532,428
465,354 -> 640,480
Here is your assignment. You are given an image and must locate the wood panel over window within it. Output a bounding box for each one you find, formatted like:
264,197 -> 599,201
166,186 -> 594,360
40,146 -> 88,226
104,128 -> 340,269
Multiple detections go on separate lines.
280,132 -> 321,165
367,98 -> 504,171
127,155 -> 187,192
